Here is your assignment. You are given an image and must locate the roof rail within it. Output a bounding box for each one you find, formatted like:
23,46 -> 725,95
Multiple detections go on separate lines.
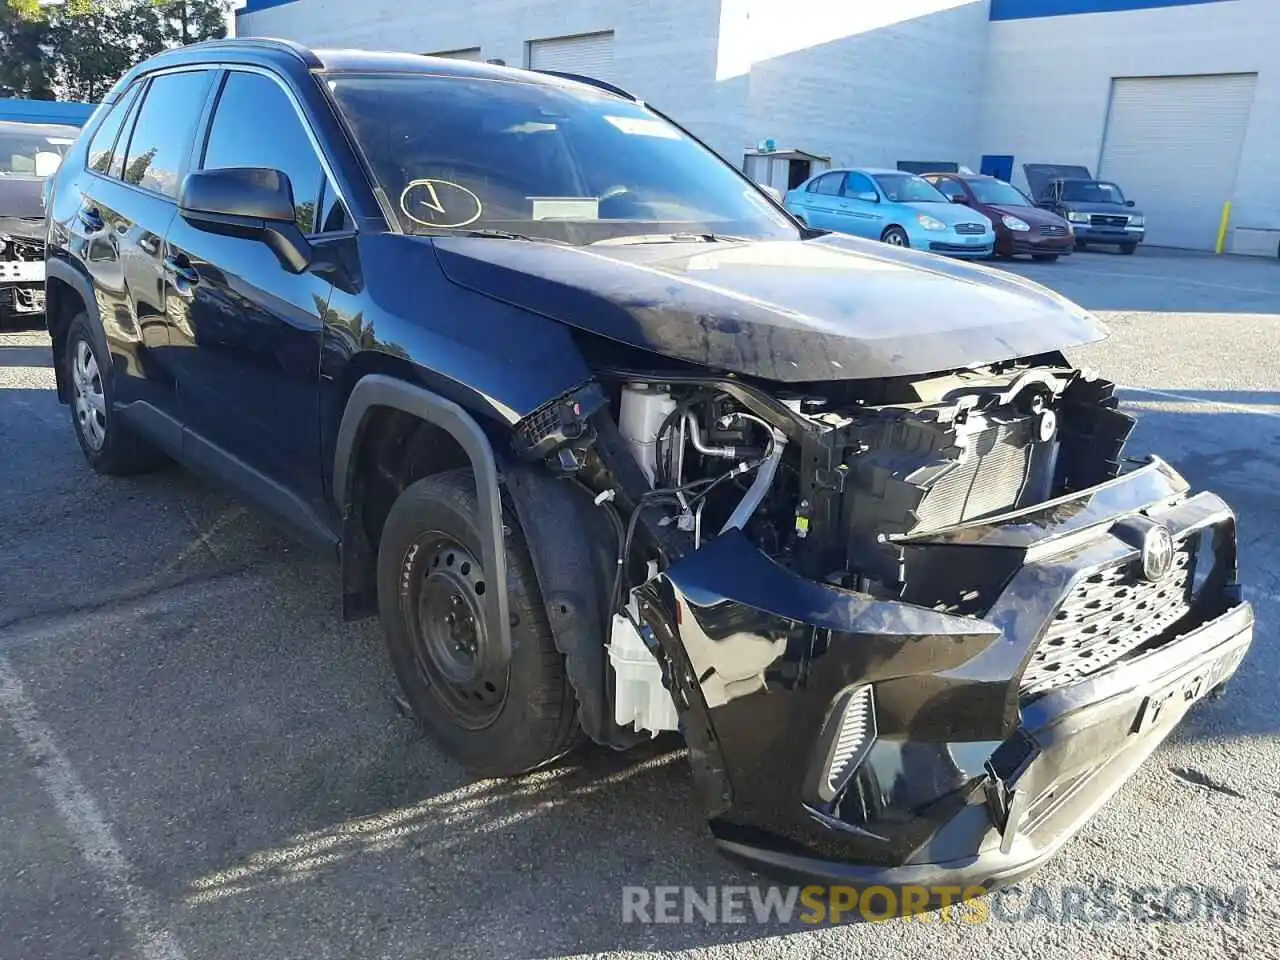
184,37 -> 322,69
532,70 -> 637,102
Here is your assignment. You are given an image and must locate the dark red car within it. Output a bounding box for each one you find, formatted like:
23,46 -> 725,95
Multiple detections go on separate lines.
924,173 -> 1074,261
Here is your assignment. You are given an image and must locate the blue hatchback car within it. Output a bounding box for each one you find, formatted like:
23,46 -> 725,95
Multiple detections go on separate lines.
785,167 -> 995,258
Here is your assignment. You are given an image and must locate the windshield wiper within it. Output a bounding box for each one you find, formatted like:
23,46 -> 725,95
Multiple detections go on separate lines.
591,232 -> 754,246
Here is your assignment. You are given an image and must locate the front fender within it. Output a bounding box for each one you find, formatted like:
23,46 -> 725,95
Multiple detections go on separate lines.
333,374 -> 511,676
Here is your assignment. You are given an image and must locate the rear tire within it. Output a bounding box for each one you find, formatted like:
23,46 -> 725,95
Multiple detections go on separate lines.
376,468 -> 580,776
882,226 -> 910,248
1032,254 -> 1060,262
65,313 -> 165,475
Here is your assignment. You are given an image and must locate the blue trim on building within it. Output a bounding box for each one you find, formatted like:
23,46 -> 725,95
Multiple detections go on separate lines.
0,98 -> 96,126
237,0 -> 303,14
990,0 -> 1230,20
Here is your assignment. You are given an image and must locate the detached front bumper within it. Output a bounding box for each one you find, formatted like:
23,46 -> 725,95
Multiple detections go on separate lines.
636,459 -> 1252,891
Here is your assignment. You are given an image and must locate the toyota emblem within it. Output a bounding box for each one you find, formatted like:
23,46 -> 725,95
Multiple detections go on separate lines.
1141,525 -> 1175,582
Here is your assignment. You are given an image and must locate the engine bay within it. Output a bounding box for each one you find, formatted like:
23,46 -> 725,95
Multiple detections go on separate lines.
595,361 -> 1134,601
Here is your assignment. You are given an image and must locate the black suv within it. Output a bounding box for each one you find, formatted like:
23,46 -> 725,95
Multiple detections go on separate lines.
45,39 -> 1252,895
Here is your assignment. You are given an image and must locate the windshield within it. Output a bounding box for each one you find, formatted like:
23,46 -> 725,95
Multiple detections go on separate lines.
969,179 -> 1032,206
0,124 -> 77,176
1060,180 -> 1126,204
326,74 -> 796,244
871,173 -> 947,204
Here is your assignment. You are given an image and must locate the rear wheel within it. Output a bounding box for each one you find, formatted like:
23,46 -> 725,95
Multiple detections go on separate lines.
66,313 -> 165,475
376,468 -> 580,776
882,226 -> 910,248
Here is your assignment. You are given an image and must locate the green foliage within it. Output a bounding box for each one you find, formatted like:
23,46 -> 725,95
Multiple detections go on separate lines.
0,0 -> 229,103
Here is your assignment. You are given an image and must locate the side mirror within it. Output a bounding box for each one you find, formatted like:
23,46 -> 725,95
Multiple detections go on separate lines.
855,191 -> 879,203
1126,200 -> 1136,208
178,167 -> 312,273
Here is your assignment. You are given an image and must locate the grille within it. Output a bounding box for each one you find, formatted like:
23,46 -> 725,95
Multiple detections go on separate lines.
954,222 -> 987,235
1039,224 -> 1069,237
1020,543 -> 1194,698
915,424 -> 1032,531
1090,214 -> 1129,228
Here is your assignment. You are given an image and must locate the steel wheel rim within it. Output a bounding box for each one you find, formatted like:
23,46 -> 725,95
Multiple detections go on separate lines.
71,339 -> 107,451
408,533 -> 507,729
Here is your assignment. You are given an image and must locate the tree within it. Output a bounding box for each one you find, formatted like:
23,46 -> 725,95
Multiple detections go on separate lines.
1,0 -> 230,104
0,0 -> 56,99
149,0 -> 227,48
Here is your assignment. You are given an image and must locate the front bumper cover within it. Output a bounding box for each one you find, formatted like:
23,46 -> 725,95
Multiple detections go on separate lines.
635,458 -> 1252,890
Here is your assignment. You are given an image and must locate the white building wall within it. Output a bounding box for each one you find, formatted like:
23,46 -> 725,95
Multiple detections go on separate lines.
239,0 -> 990,173
723,0 -> 990,171
981,0 -> 1280,253
237,0 -> 732,154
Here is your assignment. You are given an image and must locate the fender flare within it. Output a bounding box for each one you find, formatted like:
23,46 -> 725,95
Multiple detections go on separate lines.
44,257 -> 102,402
500,459 -> 644,749
334,374 -> 511,677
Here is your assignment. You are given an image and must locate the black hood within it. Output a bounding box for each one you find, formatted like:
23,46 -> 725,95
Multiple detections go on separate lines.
0,176 -> 46,224
430,233 -> 1107,383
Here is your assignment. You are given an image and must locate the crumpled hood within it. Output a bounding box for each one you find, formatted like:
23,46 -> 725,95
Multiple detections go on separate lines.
430,232 -> 1107,382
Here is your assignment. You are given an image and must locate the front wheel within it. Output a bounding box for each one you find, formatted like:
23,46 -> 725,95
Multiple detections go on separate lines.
1119,243 -> 1137,255
1032,254 -> 1060,262
882,226 -> 910,248
376,468 -> 580,776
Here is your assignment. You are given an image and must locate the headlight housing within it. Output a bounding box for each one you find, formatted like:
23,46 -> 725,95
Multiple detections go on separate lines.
916,214 -> 946,232
1001,215 -> 1031,232
1130,216 -> 1145,227
1067,211 -> 1090,224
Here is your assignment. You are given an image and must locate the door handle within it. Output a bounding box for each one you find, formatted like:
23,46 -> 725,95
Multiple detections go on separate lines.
78,206 -> 104,231
163,255 -> 200,289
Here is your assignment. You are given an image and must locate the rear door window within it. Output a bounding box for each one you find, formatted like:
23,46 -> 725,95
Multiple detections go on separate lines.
812,173 -> 845,196
120,70 -> 215,198
87,85 -> 141,175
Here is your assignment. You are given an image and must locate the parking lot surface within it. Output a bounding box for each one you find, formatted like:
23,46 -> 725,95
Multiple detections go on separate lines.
2,247 -> 1278,960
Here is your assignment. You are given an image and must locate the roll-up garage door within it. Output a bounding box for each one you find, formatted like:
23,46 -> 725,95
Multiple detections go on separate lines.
1099,74 -> 1257,250
527,31 -> 615,82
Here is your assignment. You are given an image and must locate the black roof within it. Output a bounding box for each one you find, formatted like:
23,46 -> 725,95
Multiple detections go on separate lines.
106,37 -> 634,102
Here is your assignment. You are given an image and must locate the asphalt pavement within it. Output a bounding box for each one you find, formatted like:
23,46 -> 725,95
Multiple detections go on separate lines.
1,247 -> 1277,959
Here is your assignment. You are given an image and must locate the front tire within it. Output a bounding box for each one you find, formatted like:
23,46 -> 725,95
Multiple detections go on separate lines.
1032,254 -> 1060,262
377,468 -> 580,776
882,226 -> 910,248
1119,243 -> 1137,255
65,313 -> 165,475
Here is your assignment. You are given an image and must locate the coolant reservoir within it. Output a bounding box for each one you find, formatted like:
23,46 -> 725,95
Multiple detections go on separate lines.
619,384 -> 676,484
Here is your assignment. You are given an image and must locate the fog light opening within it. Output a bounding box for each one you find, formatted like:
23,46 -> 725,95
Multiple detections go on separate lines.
824,685 -> 877,798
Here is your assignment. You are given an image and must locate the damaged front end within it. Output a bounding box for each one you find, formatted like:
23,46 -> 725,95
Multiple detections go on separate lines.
513,356 -> 1253,889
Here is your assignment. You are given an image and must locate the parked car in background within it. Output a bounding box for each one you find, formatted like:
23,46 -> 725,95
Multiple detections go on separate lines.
784,167 -> 994,258
1023,164 -> 1145,254
0,120 -> 79,326
923,173 -> 1074,262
